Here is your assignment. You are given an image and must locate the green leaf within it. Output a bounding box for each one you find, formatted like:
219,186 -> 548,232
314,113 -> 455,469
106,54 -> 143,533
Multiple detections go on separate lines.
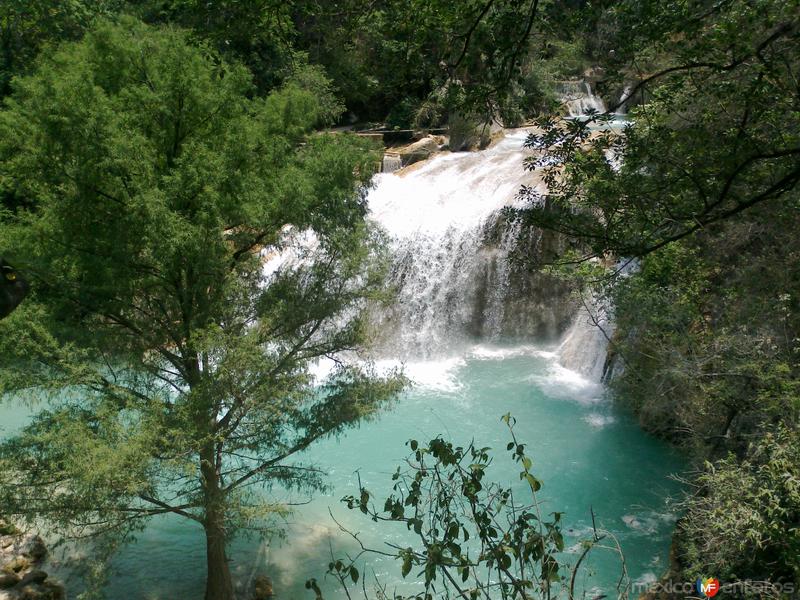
526,473 -> 541,492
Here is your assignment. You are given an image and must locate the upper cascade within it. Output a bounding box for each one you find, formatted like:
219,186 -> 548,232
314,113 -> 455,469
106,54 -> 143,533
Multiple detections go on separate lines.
559,80 -> 606,117
366,130 -> 574,358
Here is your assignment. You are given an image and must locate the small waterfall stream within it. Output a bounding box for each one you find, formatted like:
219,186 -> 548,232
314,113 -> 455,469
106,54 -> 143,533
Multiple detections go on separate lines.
559,80 -> 606,117
381,153 -> 402,173
557,299 -> 614,382
557,79 -> 632,134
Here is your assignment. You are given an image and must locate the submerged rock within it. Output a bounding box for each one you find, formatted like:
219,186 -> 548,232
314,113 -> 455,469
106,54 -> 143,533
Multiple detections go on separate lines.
0,573 -> 20,589
17,582 -> 64,600
17,572 -> 47,588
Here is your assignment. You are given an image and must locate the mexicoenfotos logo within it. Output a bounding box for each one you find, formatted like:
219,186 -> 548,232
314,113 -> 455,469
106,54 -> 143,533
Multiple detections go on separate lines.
696,577 -> 720,598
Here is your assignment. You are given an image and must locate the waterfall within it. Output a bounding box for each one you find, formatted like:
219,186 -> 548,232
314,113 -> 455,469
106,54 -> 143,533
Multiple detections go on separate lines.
617,85 -> 634,114
382,153 -> 402,173
366,126 -> 625,379
557,299 -> 614,382
557,80 -> 631,133
557,260 -> 639,381
559,81 -> 606,117
367,130 -> 573,358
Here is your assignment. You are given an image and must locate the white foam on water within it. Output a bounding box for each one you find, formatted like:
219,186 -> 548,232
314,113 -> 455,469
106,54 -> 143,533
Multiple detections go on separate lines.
584,412 -> 617,428
468,344 -> 557,360
621,512 -> 673,535
634,572 -> 658,587
265,523 -> 337,589
308,356 -> 339,384
306,352 -> 466,393
528,362 -> 605,405
374,357 -> 466,393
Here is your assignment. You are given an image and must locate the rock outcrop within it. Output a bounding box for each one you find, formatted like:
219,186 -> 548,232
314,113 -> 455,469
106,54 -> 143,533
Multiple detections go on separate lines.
0,523 -> 64,600
391,135 -> 444,167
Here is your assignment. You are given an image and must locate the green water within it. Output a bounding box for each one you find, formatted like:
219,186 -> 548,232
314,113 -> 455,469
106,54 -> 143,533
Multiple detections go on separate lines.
0,345 -> 685,599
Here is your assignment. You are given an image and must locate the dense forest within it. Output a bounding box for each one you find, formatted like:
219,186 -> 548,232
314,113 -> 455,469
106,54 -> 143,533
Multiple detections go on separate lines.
0,1 -> 798,599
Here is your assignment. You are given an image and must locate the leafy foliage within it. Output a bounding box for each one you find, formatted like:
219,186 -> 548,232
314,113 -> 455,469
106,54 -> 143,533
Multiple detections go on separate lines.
679,428 -> 800,583
0,0 -> 122,97
505,0 -> 800,586
309,416 -> 625,600
0,19 -> 404,599
517,0 -> 800,259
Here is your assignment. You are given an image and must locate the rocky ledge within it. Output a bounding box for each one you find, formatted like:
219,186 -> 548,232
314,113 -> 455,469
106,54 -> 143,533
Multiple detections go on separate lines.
0,522 -> 64,600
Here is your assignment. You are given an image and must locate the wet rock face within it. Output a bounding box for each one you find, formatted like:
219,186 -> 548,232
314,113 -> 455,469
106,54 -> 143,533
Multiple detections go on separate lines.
0,524 -> 64,600
394,136 -> 443,167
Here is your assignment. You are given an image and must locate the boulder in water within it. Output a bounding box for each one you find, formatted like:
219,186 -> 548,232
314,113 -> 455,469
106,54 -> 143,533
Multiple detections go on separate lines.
2,557 -> 31,575
16,582 -> 64,600
395,136 -> 440,166
17,572 -> 47,588
253,575 -> 274,599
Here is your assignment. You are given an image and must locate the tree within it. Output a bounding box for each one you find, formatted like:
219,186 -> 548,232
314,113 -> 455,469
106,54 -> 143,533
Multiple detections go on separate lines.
133,0 -> 296,95
679,427 -> 800,584
0,19 -> 404,600
515,0 -> 800,261
506,0 -> 800,585
0,0 -> 122,97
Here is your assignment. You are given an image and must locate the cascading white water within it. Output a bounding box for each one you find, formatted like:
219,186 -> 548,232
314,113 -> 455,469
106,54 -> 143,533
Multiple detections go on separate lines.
560,81 -> 606,117
549,84 -> 635,381
558,79 -> 631,135
557,257 -> 640,381
557,299 -> 614,382
617,84 -> 634,114
381,154 -> 402,173
367,130 -> 570,358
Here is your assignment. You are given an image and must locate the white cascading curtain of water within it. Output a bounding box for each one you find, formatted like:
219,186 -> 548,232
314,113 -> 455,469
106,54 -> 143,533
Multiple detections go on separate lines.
560,81 -> 606,117
366,130 -> 547,358
557,298 -> 614,382
381,154 -> 402,173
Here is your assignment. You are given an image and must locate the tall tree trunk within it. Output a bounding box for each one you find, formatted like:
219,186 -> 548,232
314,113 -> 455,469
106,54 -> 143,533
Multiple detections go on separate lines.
204,512 -> 234,600
201,445 -> 234,600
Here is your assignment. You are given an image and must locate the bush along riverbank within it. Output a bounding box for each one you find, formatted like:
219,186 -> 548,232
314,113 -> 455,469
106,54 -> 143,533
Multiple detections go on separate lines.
609,223 -> 800,590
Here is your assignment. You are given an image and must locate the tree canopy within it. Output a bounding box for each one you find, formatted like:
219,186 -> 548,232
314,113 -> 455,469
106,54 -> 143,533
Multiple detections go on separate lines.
518,0 -> 800,259
508,0 -> 800,583
0,19 -> 403,600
